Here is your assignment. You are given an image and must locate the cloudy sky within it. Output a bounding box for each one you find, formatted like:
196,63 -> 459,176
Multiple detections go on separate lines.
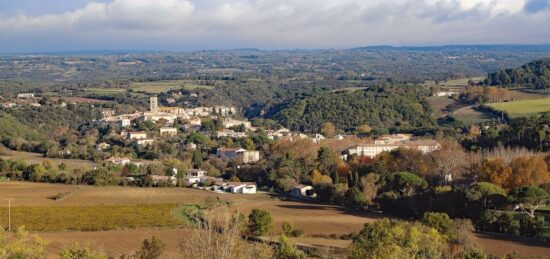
0,0 -> 549,53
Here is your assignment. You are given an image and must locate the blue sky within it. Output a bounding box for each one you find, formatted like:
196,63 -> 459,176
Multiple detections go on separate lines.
0,0 -> 548,53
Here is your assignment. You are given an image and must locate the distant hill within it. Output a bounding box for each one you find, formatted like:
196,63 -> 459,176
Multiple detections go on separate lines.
265,88 -> 436,133
487,58 -> 550,88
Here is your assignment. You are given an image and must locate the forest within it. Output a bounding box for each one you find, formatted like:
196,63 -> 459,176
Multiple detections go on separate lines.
486,58 -> 550,89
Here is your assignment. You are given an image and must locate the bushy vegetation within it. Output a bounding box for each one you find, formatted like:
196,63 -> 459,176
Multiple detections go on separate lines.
267,88 -> 435,132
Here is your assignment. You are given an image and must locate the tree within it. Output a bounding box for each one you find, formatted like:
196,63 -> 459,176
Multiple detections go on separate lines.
345,187 -> 365,208
466,182 -> 506,210
192,149 -> 203,169
361,173 -> 380,206
349,218 -> 447,259
134,236 -> 166,259
317,147 -> 336,176
58,162 -> 67,171
273,235 -> 305,259
281,222 -> 293,236
319,122 -> 336,138
508,186 -> 549,218
422,212 -> 455,238
248,209 -> 273,236
475,158 -> 511,188
379,172 -> 428,197
508,156 -> 550,189
0,227 -> 49,259
59,242 -> 107,259
356,124 -> 372,135
310,170 -> 332,185
432,140 -> 467,183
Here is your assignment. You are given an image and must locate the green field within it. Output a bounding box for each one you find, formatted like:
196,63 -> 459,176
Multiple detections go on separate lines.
131,80 -> 214,93
488,97 -> 550,118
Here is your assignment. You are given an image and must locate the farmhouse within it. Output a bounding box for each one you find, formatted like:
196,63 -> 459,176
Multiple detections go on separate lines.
216,129 -> 247,138
187,169 -> 207,177
224,182 -> 257,194
120,119 -> 131,127
222,118 -> 252,129
17,93 -> 34,99
217,147 -> 260,164
136,139 -> 155,147
291,184 -> 316,198
128,132 -> 147,140
105,157 -> 131,166
159,127 -> 178,137
101,109 -> 116,117
1,102 -> 16,108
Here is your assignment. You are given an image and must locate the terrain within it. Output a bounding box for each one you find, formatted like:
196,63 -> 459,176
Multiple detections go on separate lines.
1,181 -> 550,258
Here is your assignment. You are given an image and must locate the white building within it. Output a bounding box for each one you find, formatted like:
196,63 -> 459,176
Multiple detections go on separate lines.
128,132 -> 147,140
105,157 -> 131,166
225,182 -> 257,194
17,93 -> 34,99
1,102 -> 16,108
120,119 -> 131,127
216,129 -> 247,139
217,148 -> 260,164
222,118 -> 252,129
291,184 -> 316,198
187,169 -> 207,177
136,139 -> 155,147
101,109 -> 116,117
345,140 -> 440,159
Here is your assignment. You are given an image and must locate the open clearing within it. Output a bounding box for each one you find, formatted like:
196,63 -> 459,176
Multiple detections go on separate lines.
2,182 -> 550,257
0,151 -> 96,171
451,105 -> 498,125
488,97 -> 550,118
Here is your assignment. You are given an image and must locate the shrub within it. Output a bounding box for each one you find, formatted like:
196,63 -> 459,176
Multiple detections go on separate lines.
248,209 -> 273,236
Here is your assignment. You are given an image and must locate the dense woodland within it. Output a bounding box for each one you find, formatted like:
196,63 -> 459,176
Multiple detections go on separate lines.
487,58 -> 550,89
266,87 -> 435,133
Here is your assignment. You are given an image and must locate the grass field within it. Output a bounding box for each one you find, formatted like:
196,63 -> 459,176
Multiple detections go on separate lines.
0,150 -> 96,171
130,80 -> 214,93
451,105 -> 498,125
488,97 -> 550,118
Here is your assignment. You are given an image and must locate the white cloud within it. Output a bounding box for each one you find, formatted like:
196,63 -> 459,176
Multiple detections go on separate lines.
0,0 -> 548,52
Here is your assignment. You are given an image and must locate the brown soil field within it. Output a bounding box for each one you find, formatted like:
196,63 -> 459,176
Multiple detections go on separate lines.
40,228 -> 187,258
38,228 -> 550,258
3,182 -> 550,257
230,200 -> 382,235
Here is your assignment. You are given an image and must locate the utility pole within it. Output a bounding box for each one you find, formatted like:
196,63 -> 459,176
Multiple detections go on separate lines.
5,198 -> 13,231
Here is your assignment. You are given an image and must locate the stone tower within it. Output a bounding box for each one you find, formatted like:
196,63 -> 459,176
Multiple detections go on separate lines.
150,96 -> 158,113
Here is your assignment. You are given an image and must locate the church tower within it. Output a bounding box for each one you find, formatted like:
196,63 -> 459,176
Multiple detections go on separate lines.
150,96 -> 158,113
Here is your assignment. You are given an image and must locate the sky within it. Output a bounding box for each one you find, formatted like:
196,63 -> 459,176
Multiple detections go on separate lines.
0,0 -> 549,53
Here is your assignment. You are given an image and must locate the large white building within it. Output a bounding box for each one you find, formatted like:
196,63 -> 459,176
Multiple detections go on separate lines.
344,139 -> 440,159
217,148 -> 260,164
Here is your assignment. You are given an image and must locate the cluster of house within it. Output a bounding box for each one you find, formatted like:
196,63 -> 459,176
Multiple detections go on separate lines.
1,93 -> 42,109
101,96 -> 238,126
341,134 -> 441,160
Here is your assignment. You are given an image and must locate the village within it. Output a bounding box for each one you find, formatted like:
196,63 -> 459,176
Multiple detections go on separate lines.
85,95 -> 442,196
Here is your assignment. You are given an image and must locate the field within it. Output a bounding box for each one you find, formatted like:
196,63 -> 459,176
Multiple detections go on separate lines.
451,105 -> 498,125
0,150 -> 96,171
488,97 -> 550,118
427,96 -> 456,117
2,182 -> 550,257
130,80 -> 214,93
